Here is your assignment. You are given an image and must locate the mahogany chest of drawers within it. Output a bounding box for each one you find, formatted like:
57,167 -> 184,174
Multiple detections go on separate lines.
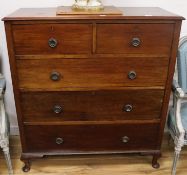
3,7 -> 184,172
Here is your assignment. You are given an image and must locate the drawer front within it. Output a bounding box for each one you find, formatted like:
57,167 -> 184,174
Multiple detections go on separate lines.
12,24 -> 92,55
24,123 -> 159,152
21,90 -> 164,122
97,24 -> 174,55
17,57 -> 169,90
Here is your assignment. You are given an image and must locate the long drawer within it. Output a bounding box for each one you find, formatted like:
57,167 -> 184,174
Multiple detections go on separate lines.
12,24 -> 92,55
17,57 -> 169,90
24,123 -> 159,152
97,23 -> 174,55
21,90 -> 164,122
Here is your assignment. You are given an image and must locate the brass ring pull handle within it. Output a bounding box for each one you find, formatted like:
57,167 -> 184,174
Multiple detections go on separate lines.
123,104 -> 133,112
50,71 -> 61,81
128,71 -> 137,80
48,38 -> 58,48
131,37 -> 141,47
56,137 -> 64,145
53,105 -> 63,114
122,136 -> 130,143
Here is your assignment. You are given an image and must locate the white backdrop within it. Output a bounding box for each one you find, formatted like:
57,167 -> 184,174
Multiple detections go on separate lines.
0,0 -> 186,135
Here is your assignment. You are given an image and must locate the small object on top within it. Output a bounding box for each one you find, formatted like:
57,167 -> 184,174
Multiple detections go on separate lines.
56,6 -> 123,15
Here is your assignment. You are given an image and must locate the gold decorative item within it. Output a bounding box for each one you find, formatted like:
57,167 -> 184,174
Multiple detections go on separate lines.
72,0 -> 104,11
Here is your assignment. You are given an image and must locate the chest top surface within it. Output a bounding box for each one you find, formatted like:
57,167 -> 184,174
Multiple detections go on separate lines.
2,7 -> 185,21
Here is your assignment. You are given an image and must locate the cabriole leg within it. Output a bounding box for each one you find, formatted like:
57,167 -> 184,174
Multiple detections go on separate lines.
20,153 -> 44,172
21,159 -> 31,172
152,153 -> 161,169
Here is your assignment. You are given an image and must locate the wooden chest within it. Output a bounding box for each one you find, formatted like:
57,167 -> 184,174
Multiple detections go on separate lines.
3,7 -> 184,172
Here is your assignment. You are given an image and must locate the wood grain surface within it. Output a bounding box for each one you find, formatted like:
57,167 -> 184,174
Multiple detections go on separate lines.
23,123 -> 159,152
2,7 -> 185,21
56,6 -> 123,15
16,57 -> 169,90
1,135 -> 187,175
12,24 -> 92,55
20,90 -> 164,122
3,7 -> 184,171
96,24 -> 174,55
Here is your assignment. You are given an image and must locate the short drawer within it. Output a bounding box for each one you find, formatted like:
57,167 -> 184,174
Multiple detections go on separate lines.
24,123 -> 159,152
96,24 -> 174,55
12,24 -> 92,55
20,90 -> 164,122
17,57 -> 169,90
